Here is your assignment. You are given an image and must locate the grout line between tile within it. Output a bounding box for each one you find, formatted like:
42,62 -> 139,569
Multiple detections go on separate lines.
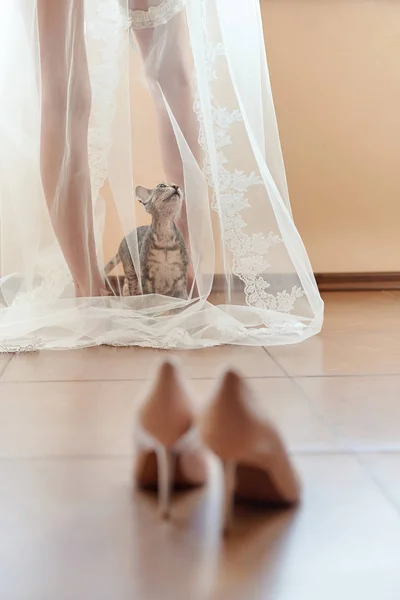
288,376 -> 344,445
293,373 -> 400,379
295,448 -> 400,456
0,451 -> 360,462
356,453 -> 400,519
322,331 -> 400,336
0,355 -> 15,380
262,346 -> 291,378
262,349 -> 400,379
0,375 -> 291,384
0,455 -> 133,462
1,449 -> 400,462
264,345 -> 351,447
305,330 -> 400,337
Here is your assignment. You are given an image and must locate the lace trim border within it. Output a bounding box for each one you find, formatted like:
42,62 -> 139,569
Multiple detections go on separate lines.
129,0 -> 186,30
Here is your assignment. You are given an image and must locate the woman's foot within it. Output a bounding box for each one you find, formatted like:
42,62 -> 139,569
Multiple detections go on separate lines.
74,276 -> 111,298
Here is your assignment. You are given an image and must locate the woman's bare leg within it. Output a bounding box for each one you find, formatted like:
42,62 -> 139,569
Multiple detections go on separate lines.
130,1 -> 202,285
37,0 -> 105,297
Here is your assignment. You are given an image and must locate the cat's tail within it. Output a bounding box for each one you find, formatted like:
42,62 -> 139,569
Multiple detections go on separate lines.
104,254 -> 121,275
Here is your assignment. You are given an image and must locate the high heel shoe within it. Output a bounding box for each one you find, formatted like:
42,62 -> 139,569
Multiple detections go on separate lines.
199,369 -> 300,532
134,360 -> 207,519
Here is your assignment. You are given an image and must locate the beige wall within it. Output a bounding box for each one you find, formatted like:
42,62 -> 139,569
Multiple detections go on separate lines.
104,1 -> 400,273
262,0 -> 400,272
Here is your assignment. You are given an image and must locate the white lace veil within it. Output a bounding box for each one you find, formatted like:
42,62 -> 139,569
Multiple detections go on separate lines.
0,0 -> 323,351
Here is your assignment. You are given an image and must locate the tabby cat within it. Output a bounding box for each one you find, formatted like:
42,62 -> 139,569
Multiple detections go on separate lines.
105,183 -> 188,299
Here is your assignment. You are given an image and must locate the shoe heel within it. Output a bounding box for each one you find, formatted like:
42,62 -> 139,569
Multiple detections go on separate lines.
222,460 -> 237,534
156,445 -> 176,520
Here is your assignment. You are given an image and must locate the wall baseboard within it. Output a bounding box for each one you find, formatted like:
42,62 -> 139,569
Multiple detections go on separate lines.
315,272 -> 400,292
106,272 -> 400,296
212,273 -> 400,293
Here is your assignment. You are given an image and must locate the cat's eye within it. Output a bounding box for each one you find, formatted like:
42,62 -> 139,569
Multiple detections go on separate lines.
157,183 -> 167,188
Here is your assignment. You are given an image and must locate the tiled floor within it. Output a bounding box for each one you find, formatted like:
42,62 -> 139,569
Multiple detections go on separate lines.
1,291 -> 400,599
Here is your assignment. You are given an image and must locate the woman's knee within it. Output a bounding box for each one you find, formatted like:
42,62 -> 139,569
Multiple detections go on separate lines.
41,74 -> 91,122
148,57 -> 191,92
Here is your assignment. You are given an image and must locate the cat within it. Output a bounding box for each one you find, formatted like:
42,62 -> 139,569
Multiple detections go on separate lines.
105,183 -> 189,299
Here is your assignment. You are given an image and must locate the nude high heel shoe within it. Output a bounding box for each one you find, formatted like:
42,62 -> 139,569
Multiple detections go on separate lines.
134,360 -> 207,519
199,369 -> 300,532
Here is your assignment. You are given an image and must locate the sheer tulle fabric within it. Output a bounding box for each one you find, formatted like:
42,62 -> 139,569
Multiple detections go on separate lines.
0,0 -> 323,351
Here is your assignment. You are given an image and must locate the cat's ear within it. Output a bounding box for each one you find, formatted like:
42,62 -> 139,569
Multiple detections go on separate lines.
136,186 -> 152,205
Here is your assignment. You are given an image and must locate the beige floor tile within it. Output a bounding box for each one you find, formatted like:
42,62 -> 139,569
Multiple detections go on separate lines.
0,347 -> 164,383
322,291 -> 400,333
170,346 -> 285,378
268,332 -> 400,376
296,376 -> 400,451
0,459 -> 137,600
196,378 -> 339,452
0,377 -> 337,458
1,345 -> 283,382
359,453 -> 400,513
0,354 -> 11,378
0,381 -> 141,458
1,455 -> 400,600
209,454 -> 400,600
